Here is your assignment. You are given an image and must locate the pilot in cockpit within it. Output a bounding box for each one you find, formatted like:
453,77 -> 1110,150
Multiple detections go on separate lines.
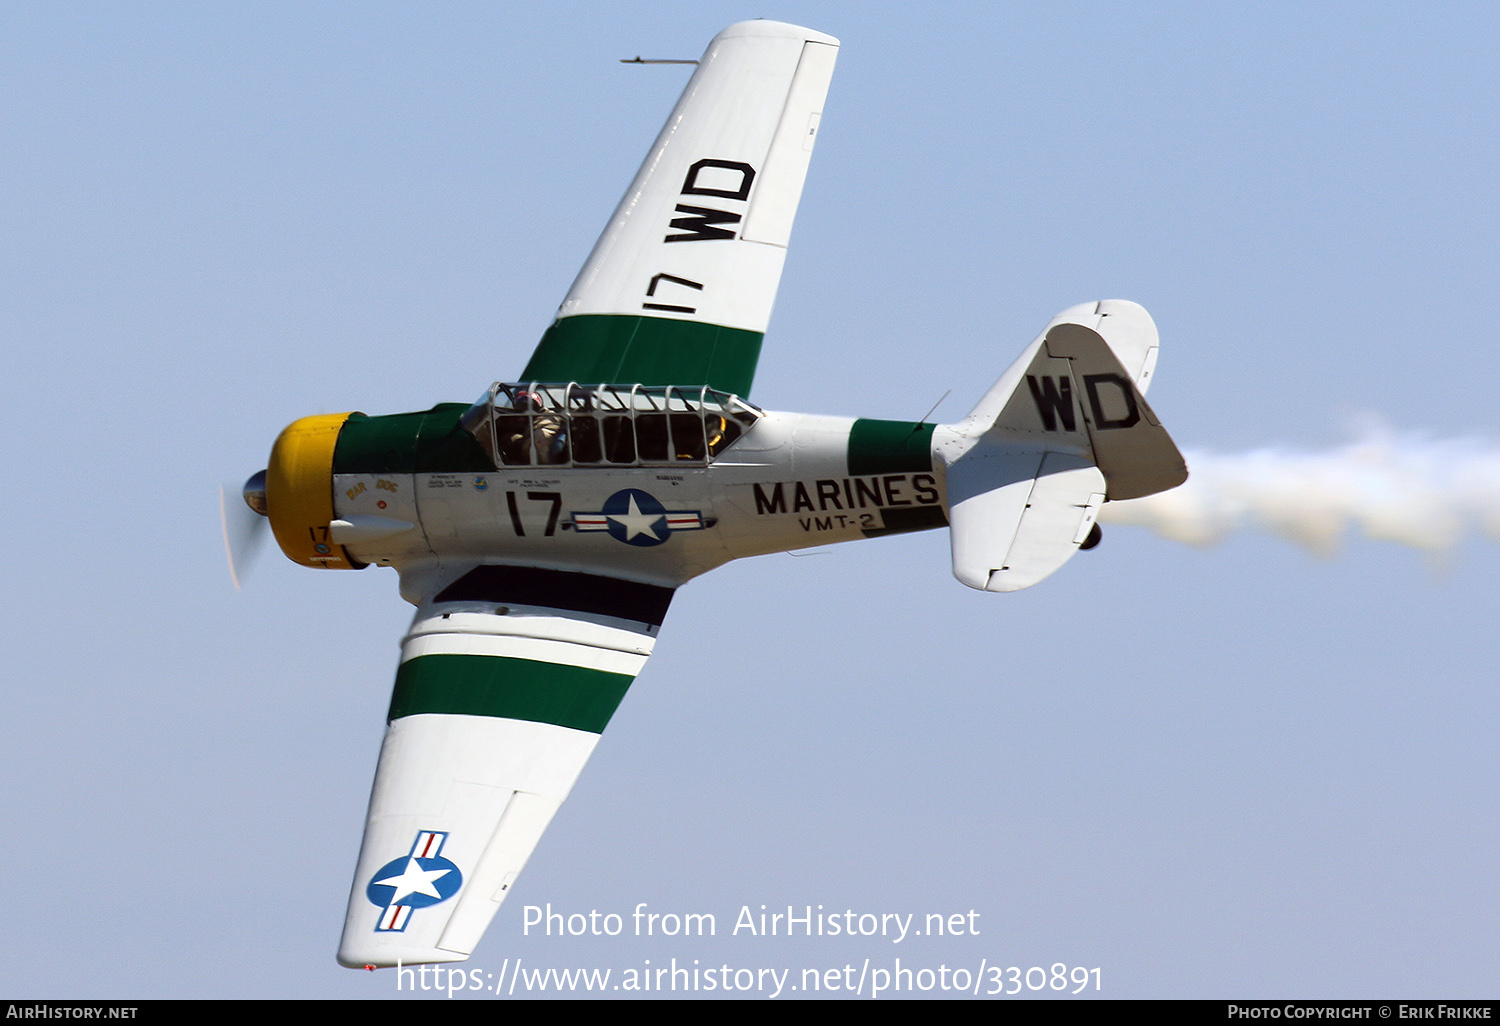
500,390 -> 567,465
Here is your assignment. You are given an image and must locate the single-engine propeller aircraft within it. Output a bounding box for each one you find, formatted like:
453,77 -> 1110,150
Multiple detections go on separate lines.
229,20 -> 1187,968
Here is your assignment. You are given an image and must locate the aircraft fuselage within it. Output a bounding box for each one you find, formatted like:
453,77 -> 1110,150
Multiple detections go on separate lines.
320,407 -> 949,599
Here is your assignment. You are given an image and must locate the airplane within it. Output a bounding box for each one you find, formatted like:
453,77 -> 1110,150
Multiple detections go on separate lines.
228,20 -> 1188,969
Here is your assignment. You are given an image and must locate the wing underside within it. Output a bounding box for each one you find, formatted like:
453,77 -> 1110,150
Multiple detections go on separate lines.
337,568 -> 673,968
521,20 -> 840,397
340,18 -> 840,969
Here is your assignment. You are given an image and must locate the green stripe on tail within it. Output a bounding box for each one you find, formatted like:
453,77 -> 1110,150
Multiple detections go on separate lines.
847,419 -> 935,476
847,419 -> 946,538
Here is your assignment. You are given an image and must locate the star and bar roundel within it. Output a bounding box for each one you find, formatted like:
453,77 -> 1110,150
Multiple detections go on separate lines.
572,488 -> 705,547
367,830 -> 463,932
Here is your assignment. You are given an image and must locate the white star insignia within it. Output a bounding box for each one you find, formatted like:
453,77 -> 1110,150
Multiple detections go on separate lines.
607,494 -> 664,541
372,858 -> 452,904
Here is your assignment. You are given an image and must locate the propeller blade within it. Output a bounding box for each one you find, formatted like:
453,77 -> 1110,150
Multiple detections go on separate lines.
220,482 -> 268,590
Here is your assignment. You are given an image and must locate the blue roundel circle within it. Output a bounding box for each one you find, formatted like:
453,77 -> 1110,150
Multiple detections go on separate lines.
365,855 -> 464,910
602,488 -> 670,547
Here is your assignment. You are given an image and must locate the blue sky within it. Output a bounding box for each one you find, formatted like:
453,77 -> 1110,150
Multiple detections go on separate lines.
3,1 -> 1497,999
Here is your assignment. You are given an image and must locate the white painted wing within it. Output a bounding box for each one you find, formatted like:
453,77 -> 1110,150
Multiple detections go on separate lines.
521,21 -> 839,395
560,20 -> 838,332
337,570 -> 670,968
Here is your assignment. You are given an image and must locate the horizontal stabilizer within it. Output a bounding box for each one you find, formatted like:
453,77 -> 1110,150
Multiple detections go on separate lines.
947,450 -> 1105,592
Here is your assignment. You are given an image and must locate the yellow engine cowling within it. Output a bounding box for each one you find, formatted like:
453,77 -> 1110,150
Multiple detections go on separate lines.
265,412 -> 365,570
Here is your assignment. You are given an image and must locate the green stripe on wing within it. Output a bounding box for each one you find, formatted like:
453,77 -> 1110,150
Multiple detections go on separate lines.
390,654 -> 634,734
521,315 -> 764,397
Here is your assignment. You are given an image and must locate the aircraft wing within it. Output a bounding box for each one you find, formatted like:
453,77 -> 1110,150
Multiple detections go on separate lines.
520,20 -> 840,398
337,566 -> 672,968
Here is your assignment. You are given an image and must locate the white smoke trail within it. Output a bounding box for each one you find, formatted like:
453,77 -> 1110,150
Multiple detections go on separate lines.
1099,428 -> 1500,558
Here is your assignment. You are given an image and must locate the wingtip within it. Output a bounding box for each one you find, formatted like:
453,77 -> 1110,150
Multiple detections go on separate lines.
713,20 -> 839,47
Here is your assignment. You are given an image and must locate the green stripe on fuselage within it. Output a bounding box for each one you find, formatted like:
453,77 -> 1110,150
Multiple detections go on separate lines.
389,654 -> 633,734
847,419 -> 935,476
521,315 -> 764,398
333,403 -> 491,475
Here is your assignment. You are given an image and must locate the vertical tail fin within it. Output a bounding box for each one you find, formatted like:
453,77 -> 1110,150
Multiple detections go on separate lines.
940,301 -> 1186,592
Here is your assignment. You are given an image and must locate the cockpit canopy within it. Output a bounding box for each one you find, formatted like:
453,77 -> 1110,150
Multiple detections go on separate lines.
459,382 -> 763,468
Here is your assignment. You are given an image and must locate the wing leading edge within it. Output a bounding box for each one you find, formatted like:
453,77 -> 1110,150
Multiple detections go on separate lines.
521,20 -> 840,397
337,567 -> 672,968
